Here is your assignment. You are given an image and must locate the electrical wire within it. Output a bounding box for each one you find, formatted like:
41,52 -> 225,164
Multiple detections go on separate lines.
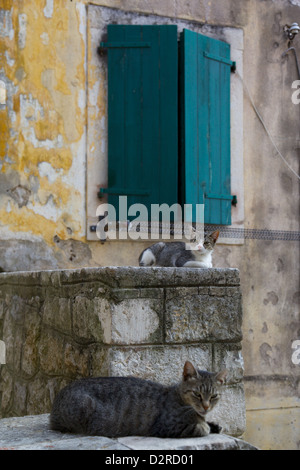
236,70 -> 300,181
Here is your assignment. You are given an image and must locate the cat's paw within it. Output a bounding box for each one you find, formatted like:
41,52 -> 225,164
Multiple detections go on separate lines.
194,422 -> 211,437
208,421 -> 222,434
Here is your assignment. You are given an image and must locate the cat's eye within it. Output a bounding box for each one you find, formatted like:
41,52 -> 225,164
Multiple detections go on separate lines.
211,394 -> 218,399
192,391 -> 202,399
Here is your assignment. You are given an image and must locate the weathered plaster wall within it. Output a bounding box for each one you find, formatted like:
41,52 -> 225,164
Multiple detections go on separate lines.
228,0 -> 300,450
0,0 -> 88,270
0,0 -> 299,450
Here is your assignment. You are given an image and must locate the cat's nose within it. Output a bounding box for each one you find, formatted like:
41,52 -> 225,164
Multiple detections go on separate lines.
202,402 -> 210,411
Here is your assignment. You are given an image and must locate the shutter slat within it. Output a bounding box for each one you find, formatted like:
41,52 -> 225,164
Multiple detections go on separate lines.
180,29 -> 200,223
106,25 -> 126,216
208,34 -> 222,224
125,26 -> 143,210
159,26 -> 179,214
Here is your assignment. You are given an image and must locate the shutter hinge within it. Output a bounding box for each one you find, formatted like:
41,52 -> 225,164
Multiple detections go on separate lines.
203,52 -> 236,72
205,193 -> 237,206
99,41 -> 151,49
98,188 -> 150,198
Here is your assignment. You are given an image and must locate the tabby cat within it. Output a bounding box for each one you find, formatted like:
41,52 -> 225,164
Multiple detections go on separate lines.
50,361 -> 227,438
138,230 -> 219,268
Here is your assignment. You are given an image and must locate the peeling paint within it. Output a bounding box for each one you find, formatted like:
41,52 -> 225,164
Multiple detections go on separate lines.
4,50 -> 14,66
0,9 -> 14,40
0,80 -> 7,104
7,185 -> 31,208
40,32 -> 49,45
38,161 -> 62,184
0,0 -> 86,244
27,194 -> 61,222
18,13 -> 27,49
43,0 -> 54,19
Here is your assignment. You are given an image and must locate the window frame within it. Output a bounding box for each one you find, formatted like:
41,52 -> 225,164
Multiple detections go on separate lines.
86,5 -> 244,244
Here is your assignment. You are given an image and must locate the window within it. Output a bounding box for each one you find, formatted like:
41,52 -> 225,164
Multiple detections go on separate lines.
99,24 -> 235,226
87,6 -> 244,243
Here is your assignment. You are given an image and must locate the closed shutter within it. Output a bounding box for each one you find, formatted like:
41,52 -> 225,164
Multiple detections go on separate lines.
180,29 -> 233,225
99,25 -> 178,221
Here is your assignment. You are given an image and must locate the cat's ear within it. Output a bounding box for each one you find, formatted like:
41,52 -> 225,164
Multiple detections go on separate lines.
210,230 -> 220,243
183,361 -> 197,381
215,369 -> 227,385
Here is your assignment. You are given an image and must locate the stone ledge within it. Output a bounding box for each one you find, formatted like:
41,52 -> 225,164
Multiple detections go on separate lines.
0,414 -> 258,450
0,266 -> 241,289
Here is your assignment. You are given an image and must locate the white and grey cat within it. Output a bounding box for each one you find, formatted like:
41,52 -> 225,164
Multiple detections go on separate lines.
139,230 -> 220,268
50,361 -> 227,438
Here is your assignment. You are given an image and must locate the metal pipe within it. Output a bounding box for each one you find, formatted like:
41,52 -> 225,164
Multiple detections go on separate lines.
282,46 -> 300,79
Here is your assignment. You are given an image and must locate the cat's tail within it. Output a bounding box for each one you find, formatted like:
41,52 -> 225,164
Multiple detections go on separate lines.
139,242 -> 166,266
138,248 -> 156,266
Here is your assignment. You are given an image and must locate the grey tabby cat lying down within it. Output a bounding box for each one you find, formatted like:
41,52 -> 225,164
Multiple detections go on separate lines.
50,361 -> 227,438
139,230 -> 220,268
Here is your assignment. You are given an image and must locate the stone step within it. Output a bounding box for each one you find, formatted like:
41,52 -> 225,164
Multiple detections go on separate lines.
0,414 -> 258,450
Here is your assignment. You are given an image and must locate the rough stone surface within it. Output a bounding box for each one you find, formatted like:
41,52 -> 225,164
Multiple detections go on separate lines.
0,414 -> 258,450
0,267 -> 245,436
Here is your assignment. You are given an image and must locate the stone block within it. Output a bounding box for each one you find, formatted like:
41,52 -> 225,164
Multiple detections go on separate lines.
21,309 -> 41,377
43,297 -> 72,333
208,384 -> 246,437
0,368 -> 13,415
213,343 -> 244,384
165,288 -> 242,343
72,296 -> 107,343
38,330 -> 65,376
110,298 -> 163,345
0,299 -> 4,322
108,344 -> 212,384
13,380 -> 27,416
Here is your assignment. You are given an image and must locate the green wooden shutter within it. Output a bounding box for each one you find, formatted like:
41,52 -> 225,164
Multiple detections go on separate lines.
99,25 -> 178,221
180,29 -> 233,225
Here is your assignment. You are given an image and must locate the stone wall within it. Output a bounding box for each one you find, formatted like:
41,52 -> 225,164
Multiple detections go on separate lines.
0,267 -> 245,436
